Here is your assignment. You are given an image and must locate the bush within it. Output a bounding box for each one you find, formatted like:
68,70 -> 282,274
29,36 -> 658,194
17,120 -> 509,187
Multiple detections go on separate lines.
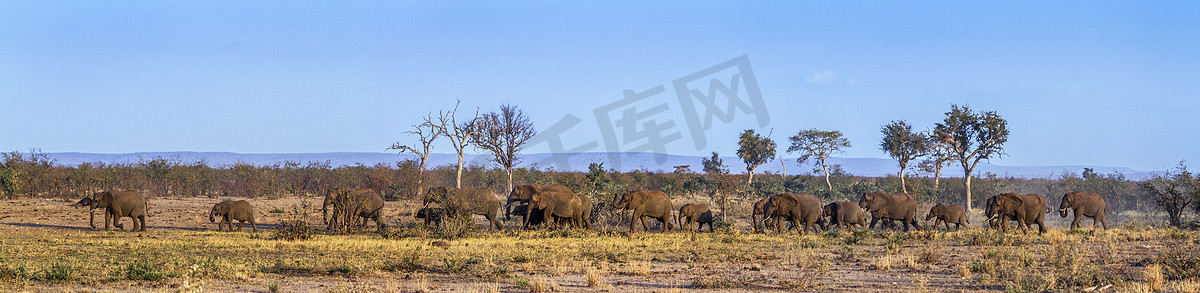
0,262 -> 30,285
39,262 -> 75,282
125,260 -> 165,281
1157,249 -> 1200,280
272,220 -> 314,241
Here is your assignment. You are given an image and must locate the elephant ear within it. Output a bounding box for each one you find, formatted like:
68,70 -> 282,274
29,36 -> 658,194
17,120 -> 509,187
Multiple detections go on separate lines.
1005,194 -> 1024,209
628,191 -> 645,208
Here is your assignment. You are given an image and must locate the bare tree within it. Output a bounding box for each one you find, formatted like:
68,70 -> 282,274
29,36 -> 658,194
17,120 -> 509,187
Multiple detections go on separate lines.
430,100 -> 480,188
388,114 -> 441,197
787,128 -> 851,190
471,104 -> 536,195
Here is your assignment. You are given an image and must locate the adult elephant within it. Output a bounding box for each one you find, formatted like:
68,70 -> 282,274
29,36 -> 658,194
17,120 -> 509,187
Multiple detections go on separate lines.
425,187 -> 504,230
763,193 -> 826,234
1059,192 -> 1108,230
823,201 -> 866,230
752,197 -> 771,232
614,190 -> 674,232
858,192 -> 923,232
90,190 -> 147,232
527,191 -> 587,229
986,193 -> 1049,234
507,184 -> 572,220
323,188 -> 386,230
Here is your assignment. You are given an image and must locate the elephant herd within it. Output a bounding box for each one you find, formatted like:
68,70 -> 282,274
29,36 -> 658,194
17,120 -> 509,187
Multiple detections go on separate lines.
74,186 -> 1110,235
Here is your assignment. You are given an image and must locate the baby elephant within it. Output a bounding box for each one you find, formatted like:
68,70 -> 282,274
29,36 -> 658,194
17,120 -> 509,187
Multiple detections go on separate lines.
70,197 -> 94,208
823,202 -> 867,230
415,204 -> 446,226
210,200 -> 257,232
676,203 -> 713,232
926,204 -> 968,231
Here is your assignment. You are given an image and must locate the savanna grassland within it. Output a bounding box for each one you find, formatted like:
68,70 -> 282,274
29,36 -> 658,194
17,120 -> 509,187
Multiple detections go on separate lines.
2,197 -> 1199,292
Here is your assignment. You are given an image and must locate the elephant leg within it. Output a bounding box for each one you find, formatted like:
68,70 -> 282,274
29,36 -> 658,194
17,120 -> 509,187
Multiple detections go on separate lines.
487,214 -> 503,230
251,220 -> 258,232
236,221 -> 244,231
1072,214 -> 1082,229
639,215 -> 650,232
1099,213 -> 1108,230
868,217 -> 879,229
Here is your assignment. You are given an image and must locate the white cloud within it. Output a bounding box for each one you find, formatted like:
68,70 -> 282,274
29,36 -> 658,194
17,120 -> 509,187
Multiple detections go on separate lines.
804,70 -> 837,84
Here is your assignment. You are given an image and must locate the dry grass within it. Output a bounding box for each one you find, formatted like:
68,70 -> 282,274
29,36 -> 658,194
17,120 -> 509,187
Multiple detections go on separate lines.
585,269 -> 604,287
529,277 -> 556,292
1142,264 -> 1164,292
2,208 -> 1199,292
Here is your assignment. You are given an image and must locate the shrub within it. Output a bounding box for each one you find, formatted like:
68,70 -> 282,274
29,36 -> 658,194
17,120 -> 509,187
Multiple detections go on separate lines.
39,262 -> 75,282
1157,249 -> 1200,280
0,262 -> 30,285
272,220 -> 314,241
383,250 -> 424,272
125,260 -> 165,281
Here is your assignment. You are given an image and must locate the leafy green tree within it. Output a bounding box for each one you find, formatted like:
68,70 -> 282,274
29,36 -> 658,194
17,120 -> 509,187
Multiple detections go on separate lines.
1141,161 -> 1196,227
701,152 -> 728,175
918,139 -> 955,192
933,105 -> 1009,212
787,129 -> 851,191
736,129 -> 777,184
880,121 -> 928,193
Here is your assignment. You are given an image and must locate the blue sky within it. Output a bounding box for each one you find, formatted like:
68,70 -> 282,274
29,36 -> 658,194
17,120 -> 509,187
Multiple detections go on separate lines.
2,1 -> 1197,171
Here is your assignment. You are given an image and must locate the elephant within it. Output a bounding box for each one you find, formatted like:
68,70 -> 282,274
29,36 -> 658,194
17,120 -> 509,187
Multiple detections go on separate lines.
925,204 -> 968,231
763,193 -> 826,234
527,191 -> 588,229
322,188 -> 387,230
210,200 -> 257,232
89,190 -> 147,232
823,201 -> 866,230
574,193 -> 593,229
415,203 -> 446,226
424,187 -> 504,230
752,197 -> 770,232
858,192 -> 923,232
1059,192 -> 1108,230
70,197 -> 94,208
986,193 -> 1049,234
507,184 -> 572,220
676,203 -> 713,232
614,190 -> 674,232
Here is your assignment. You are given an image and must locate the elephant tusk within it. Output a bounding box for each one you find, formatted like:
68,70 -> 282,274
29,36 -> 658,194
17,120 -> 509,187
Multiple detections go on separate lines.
1058,208 -> 1067,212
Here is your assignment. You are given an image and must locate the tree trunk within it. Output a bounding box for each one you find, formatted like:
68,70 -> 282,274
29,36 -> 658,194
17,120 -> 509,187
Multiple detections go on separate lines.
963,168 -> 973,212
416,157 -> 426,197
505,166 -> 514,197
455,153 -> 464,188
933,165 -> 942,191
747,167 -> 755,185
899,167 -> 907,194
821,161 -> 832,190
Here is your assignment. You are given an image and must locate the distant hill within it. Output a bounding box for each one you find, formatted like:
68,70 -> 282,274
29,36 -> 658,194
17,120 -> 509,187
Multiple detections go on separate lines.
42,151 -> 1156,180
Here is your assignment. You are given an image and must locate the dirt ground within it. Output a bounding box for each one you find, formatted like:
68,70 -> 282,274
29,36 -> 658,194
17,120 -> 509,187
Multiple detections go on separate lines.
0,197 -> 1196,292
